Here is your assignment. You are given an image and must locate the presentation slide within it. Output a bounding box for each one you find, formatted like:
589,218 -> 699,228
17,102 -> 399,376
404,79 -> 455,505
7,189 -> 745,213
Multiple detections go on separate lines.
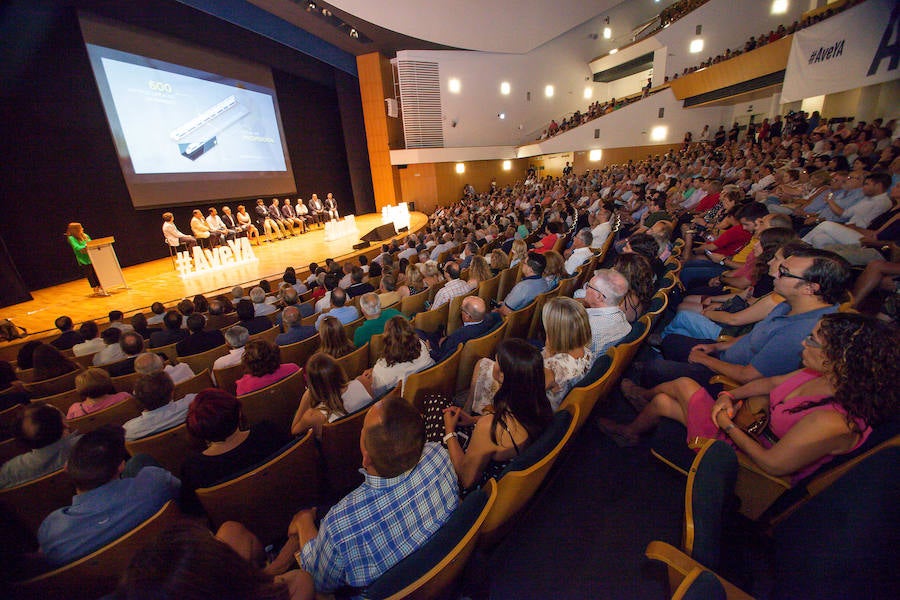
96,52 -> 287,174
80,14 -> 297,209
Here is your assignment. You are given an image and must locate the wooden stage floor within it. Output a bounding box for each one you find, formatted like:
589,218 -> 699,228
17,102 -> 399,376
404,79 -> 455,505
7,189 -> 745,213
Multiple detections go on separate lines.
4,212 -> 427,337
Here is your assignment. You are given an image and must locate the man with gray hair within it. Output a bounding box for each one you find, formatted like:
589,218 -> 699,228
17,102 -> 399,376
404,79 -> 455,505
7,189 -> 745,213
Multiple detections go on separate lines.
231,286 -> 245,302
584,270 -> 631,355
276,306 -> 317,346
275,287 -> 313,329
353,292 -> 403,347
563,228 -> 594,276
250,286 -> 276,316
211,326 -> 249,381
134,351 -> 195,385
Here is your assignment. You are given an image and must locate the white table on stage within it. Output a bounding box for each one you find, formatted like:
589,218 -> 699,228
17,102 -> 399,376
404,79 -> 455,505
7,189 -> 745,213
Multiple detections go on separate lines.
324,215 -> 360,241
86,236 -> 127,291
381,203 -> 410,231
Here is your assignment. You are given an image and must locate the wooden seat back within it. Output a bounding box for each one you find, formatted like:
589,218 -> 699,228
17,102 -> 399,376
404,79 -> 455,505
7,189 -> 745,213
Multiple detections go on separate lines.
368,333 -> 385,368
13,501 -> 181,600
196,432 -> 320,545
280,334 -> 320,369
400,289 -> 429,317
247,326 -> 279,346
402,345 -> 463,412
559,348 -> 619,434
213,362 -> 245,396
527,286 -> 561,340
34,388 -> 82,415
477,274 -> 501,305
125,424 -> 205,475
426,280 -> 446,304
495,266 -> 520,303
455,321 -> 507,394
0,437 -> 30,465
15,367 -> 35,383
413,302 -> 449,335
319,406 -> 371,500
343,316 -> 366,342
72,353 -> 98,370
150,341 -> 179,362
173,369 -> 213,399
110,371 -> 141,394
66,397 -> 142,434
503,299 -> 537,340
24,369 -> 83,398
446,290 -> 477,336
1,403 -> 24,435
610,315 -> 652,382
176,344 -> 230,374
334,343 -> 369,379
237,368 -> 305,435
0,468 -> 74,536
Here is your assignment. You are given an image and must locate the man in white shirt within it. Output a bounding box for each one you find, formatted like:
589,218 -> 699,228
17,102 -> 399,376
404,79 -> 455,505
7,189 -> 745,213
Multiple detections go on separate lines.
250,286 -> 276,317
72,321 -> 106,357
584,270 -> 632,356
134,352 -> 194,386
802,173 -> 894,248
431,262 -> 472,309
162,212 -> 197,248
206,207 -> 233,241
315,275 -> 340,314
589,206 -> 613,250
750,164 -> 777,196
123,371 -> 197,441
212,326 -> 249,383
92,328 -> 128,366
563,228 -> 594,276
397,239 -> 418,261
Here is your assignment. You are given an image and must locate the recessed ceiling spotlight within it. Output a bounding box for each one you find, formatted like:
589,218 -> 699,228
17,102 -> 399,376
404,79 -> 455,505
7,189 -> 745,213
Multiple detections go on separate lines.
498,113 -> 506,120
448,78 -> 461,93
544,85 -> 554,98
603,27 -> 611,39
500,81 -> 511,95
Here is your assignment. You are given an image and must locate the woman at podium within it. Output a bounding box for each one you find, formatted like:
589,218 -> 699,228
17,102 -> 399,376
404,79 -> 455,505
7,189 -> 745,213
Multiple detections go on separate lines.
66,222 -> 108,296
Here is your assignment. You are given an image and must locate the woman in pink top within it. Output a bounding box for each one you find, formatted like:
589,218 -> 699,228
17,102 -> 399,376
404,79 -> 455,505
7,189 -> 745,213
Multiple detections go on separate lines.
600,313 -> 899,482
235,340 -> 300,396
66,368 -> 133,420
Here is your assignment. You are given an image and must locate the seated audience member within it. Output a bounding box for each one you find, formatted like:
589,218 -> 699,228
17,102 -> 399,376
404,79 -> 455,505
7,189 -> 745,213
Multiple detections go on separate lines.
123,370 -> 197,441
440,339 -> 554,489
283,266 -> 308,295
542,251 -> 566,289
628,247 -> 851,395
105,310 -> 134,333
263,396 -> 458,594
50,316 -> 83,350
134,350 -> 194,386
613,253 -> 656,322
490,249 -> 510,274
318,317 -> 356,359
105,331 -> 146,377
235,299 -> 273,336
32,343 -> 78,381
177,299 -> 196,326
116,521 -> 313,600
212,325 -> 250,376
621,233 -> 668,284
150,311 -> 189,349
16,340 -> 41,371
232,286 -> 246,303
563,228 -> 594,275
353,293 -> 403,347
458,241 -> 478,269
146,302 -> 167,326
421,260 -> 444,287
377,274 -> 401,307
72,320 -> 105,357
250,286 -> 276,317
277,306 -> 317,346
0,404 -> 79,489
498,252 -> 550,316
37,425 -> 180,567
235,340 -> 300,396
176,314 -> 226,357
370,316 -> 435,397
584,270 -> 632,355
429,296 -> 500,364
0,361 -> 30,410
600,314 -> 900,474
431,261 -> 472,309
180,389 -> 290,513
315,288 -> 359,329
346,267 -> 375,299
275,287 -> 312,326
192,294 -> 210,314
290,353 -> 374,436
589,206 -> 614,249
205,299 -> 235,331
66,368 -> 133,419
533,221 -> 563,254
338,263 -> 353,289
466,255 -> 492,289
398,264 -> 427,298
130,313 -> 157,340
509,239 -> 528,267
314,273 -> 340,313
92,328 -> 126,367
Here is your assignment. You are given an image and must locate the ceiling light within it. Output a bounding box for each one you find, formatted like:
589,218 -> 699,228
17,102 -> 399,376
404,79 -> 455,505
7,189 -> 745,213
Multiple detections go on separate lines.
650,126 -> 668,141
544,85 -> 554,98
589,149 -> 602,162
307,2 -> 316,10
498,113 -> 506,120
609,48 -> 618,55
455,163 -> 465,174
603,27 -> 611,39
771,0 -> 788,15
500,81 -> 511,95
502,160 -> 512,171
689,38 -> 704,54
349,28 -> 358,39
583,87 -> 593,99
448,78 -> 461,93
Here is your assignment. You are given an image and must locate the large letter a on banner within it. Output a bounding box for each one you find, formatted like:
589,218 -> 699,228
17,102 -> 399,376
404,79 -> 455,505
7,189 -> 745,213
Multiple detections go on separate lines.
868,3 -> 899,76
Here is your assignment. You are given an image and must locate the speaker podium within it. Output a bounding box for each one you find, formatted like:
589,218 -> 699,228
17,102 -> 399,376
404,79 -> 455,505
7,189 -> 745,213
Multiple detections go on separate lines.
86,237 -> 127,292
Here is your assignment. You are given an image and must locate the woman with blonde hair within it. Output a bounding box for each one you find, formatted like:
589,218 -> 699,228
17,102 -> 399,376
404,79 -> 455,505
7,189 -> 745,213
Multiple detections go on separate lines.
290,353 -> 374,436
398,264 -> 427,298
66,368 -> 133,419
66,222 -> 106,296
318,316 -> 355,359
490,249 -> 509,275
509,239 -> 528,268
467,255 -> 492,288
542,251 -> 566,289
421,260 -> 445,287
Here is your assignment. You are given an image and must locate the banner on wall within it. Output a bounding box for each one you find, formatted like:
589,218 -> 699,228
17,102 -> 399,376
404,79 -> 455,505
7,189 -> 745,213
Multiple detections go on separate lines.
781,0 -> 899,103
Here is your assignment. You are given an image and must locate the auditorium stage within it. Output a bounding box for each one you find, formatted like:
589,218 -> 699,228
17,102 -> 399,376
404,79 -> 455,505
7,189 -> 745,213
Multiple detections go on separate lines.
3,211 -> 427,337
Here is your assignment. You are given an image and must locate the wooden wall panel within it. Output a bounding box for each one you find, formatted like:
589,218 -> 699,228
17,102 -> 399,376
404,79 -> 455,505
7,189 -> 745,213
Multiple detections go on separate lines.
397,159 -> 528,210
668,35 -> 793,101
398,164 -> 439,215
357,53 -> 401,210
572,144 -> 682,172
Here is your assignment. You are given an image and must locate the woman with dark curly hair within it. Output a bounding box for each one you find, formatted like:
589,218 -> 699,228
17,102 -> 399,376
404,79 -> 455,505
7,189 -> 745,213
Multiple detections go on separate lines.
613,253 -> 655,322
31,343 -> 79,382
317,316 -> 355,359
599,313 -> 899,482
235,340 -> 300,395
192,294 -> 210,314
370,316 -> 434,397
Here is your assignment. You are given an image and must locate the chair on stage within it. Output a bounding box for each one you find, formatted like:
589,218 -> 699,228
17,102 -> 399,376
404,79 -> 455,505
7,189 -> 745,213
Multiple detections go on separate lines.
165,238 -> 189,268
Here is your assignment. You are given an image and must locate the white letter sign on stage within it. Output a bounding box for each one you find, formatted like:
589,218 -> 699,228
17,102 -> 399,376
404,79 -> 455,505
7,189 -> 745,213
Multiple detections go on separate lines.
175,237 -> 257,277
781,0 -> 899,103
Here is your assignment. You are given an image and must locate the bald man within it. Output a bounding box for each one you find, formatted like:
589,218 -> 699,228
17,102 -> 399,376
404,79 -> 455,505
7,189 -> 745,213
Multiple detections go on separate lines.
429,295 -> 501,363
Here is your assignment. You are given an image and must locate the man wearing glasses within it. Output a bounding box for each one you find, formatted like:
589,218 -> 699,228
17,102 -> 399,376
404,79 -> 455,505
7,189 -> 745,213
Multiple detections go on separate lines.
428,296 -> 500,363
626,247 -> 849,398
584,270 -> 631,356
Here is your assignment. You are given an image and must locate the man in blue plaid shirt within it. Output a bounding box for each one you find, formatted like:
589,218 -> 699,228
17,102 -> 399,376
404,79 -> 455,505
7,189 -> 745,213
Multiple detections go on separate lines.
265,396 -> 458,595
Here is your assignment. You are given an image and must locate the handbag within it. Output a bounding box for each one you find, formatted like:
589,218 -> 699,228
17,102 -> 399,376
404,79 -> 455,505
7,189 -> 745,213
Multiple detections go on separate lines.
0,319 -> 27,342
733,394 -> 780,444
